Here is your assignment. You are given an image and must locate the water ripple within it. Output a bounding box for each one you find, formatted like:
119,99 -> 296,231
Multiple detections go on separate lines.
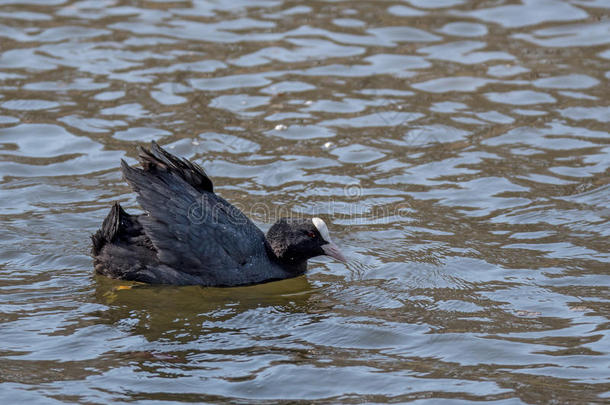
0,0 -> 608,403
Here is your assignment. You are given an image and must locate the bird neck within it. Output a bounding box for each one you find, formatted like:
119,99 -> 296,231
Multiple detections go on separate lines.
264,238 -> 308,275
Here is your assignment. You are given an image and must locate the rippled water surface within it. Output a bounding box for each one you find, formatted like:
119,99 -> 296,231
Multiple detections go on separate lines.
1,0 -> 609,403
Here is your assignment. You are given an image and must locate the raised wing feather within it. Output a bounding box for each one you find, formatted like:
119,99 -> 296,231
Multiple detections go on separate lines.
120,146 -> 268,285
139,141 -> 214,194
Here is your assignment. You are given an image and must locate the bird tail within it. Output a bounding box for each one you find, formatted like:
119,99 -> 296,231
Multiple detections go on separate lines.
91,202 -> 128,255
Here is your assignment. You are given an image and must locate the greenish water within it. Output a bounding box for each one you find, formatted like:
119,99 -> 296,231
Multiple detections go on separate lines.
0,0 -> 609,403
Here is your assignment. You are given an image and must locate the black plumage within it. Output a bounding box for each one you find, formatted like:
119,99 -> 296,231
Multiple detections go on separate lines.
92,142 -> 345,286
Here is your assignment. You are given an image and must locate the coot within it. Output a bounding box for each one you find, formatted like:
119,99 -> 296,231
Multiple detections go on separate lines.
92,142 -> 346,286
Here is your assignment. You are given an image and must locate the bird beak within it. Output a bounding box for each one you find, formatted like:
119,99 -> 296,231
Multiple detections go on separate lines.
321,242 -> 347,263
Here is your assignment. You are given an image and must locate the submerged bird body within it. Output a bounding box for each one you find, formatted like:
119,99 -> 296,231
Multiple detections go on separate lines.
92,142 -> 345,286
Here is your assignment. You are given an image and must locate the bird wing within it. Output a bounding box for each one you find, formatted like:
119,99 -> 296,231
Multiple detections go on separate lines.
138,141 -> 214,193
120,143 -> 268,284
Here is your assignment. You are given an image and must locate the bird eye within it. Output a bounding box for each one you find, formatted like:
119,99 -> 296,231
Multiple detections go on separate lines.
307,231 -> 316,238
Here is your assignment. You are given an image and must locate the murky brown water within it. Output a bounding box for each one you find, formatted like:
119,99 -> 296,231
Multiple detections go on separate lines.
1,0 -> 609,403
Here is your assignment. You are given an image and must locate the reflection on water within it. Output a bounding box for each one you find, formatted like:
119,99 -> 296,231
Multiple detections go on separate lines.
0,0 -> 609,403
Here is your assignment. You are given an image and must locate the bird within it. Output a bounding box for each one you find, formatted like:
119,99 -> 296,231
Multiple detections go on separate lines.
91,141 -> 346,286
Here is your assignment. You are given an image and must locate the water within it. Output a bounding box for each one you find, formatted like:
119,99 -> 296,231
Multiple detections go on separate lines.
1,0 -> 609,403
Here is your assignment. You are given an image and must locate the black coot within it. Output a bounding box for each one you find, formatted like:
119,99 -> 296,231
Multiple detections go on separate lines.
91,142 -> 346,286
